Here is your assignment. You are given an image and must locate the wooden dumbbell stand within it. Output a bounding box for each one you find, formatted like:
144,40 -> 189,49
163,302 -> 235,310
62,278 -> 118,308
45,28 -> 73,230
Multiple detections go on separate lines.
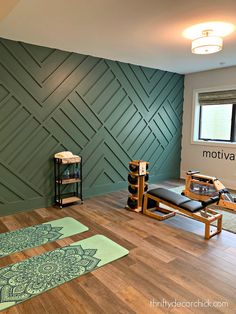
126,160 -> 149,212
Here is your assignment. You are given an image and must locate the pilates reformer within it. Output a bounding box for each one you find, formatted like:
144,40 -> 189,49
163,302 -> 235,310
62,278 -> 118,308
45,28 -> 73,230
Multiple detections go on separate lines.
182,170 -> 236,212
142,187 -> 222,239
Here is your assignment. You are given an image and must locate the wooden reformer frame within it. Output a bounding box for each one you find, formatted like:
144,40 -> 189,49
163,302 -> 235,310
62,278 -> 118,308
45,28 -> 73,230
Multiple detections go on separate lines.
183,170 -> 236,212
143,193 -> 222,240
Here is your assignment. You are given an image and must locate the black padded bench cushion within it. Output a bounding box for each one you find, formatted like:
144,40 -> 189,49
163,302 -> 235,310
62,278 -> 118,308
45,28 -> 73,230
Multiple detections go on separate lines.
179,200 -> 203,212
147,188 -> 203,213
148,188 -> 190,206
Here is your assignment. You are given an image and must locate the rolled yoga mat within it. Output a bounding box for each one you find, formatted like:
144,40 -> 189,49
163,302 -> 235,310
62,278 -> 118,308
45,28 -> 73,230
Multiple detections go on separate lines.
0,217 -> 88,258
0,234 -> 129,311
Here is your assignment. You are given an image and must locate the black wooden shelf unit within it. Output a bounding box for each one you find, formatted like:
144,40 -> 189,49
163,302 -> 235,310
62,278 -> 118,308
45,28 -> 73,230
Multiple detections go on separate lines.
54,156 -> 83,209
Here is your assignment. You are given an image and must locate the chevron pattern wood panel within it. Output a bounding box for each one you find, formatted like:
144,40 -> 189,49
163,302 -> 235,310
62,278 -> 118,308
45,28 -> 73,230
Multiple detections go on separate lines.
0,38 -> 184,215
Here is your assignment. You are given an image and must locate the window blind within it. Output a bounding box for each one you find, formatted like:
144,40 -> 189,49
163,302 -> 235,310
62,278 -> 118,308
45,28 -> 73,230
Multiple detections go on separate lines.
198,90 -> 236,105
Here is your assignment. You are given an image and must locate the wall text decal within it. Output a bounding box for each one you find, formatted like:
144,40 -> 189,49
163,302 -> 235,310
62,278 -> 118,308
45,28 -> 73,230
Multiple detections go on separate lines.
203,150 -> 235,161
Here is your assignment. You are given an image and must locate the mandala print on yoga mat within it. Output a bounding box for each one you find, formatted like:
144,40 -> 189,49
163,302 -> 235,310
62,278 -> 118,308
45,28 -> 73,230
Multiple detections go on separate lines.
0,223 -> 63,257
0,245 -> 100,304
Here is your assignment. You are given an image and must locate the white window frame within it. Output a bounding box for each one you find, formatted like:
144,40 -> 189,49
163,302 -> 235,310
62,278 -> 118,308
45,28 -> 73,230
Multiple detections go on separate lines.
191,85 -> 236,148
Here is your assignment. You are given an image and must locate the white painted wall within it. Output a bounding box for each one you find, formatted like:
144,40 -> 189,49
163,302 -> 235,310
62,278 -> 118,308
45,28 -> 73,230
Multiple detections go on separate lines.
181,66 -> 236,189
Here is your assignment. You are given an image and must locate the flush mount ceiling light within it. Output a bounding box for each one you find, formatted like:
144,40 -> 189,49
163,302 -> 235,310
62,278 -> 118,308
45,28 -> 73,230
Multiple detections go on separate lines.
191,30 -> 223,54
183,22 -> 235,55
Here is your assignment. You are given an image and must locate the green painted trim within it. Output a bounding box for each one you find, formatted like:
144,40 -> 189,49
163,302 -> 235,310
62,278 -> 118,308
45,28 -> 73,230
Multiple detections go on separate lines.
0,171 -> 180,216
0,37 -> 184,214
0,198 -> 53,216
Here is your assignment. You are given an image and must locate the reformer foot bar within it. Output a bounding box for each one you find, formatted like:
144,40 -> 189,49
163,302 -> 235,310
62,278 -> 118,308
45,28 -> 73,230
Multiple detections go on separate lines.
142,188 -> 222,239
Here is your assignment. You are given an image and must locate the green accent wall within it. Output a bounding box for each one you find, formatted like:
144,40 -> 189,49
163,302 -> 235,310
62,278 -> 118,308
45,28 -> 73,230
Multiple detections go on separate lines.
0,37 -> 184,215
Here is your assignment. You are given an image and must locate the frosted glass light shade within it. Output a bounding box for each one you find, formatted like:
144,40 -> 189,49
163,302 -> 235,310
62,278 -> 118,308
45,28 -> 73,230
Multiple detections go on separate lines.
192,36 -> 223,54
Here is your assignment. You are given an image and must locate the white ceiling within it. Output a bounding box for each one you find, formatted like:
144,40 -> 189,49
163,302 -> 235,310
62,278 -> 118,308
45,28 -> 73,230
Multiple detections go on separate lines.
1,0 -> 236,74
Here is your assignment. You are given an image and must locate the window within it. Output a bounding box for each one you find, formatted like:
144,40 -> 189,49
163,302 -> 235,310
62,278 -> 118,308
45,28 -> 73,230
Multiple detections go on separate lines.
199,104 -> 236,141
195,89 -> 236,143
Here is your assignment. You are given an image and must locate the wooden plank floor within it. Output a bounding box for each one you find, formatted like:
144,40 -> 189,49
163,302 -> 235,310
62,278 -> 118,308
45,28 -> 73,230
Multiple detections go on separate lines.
0,180 -> 236,314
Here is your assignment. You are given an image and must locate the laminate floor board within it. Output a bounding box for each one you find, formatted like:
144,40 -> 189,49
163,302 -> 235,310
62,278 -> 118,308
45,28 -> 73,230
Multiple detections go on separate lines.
35,207 -> 57,219
113,258 -> 222,314
83,202 -> 132,224
118,285 -> 164,314
225,247 -> 236,256
123,212 -> 181,238
63,279 -> 106,314
112,260 -> 174,314
126,258 -> 231,314
170,308 -> 194,314
78,274 -> 136,314
145,236 -> 236,289
205,246 -> 236,265
130,260 -> 202,306
92,263 -> 130,294
0,215 -> 23,231
45,281 -> 100,314
0,180 -> 235,313
169,258 -> 236,305
104,222 -> 176,263
126,218 -> 207,258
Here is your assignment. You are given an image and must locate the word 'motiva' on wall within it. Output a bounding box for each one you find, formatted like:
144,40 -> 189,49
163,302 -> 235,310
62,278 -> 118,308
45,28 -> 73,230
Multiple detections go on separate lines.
203,150 -> 235,161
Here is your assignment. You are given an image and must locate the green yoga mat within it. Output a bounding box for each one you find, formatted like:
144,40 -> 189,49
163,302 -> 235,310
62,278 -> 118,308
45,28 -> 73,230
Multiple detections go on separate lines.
0,235 -> 129,311
0,217 -> 88,258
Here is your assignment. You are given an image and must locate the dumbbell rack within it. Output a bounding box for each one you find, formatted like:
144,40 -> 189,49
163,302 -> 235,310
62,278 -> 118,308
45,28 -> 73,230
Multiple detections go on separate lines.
126,160 -> 149,212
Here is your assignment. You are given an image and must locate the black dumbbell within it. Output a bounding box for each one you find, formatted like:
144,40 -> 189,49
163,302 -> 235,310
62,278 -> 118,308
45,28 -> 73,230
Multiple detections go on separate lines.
129,164 -> 138,172
127,197 -> 137,209
128,174 -> 138,184
128,185 -> 138,194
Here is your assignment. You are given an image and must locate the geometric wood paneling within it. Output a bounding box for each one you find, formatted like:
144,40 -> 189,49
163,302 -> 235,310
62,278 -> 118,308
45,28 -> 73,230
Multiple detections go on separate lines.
0,37 -> 184,215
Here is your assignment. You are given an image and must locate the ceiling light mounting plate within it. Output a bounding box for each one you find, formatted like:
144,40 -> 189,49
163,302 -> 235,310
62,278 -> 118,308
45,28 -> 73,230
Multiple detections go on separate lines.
202,29 -> 213,37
